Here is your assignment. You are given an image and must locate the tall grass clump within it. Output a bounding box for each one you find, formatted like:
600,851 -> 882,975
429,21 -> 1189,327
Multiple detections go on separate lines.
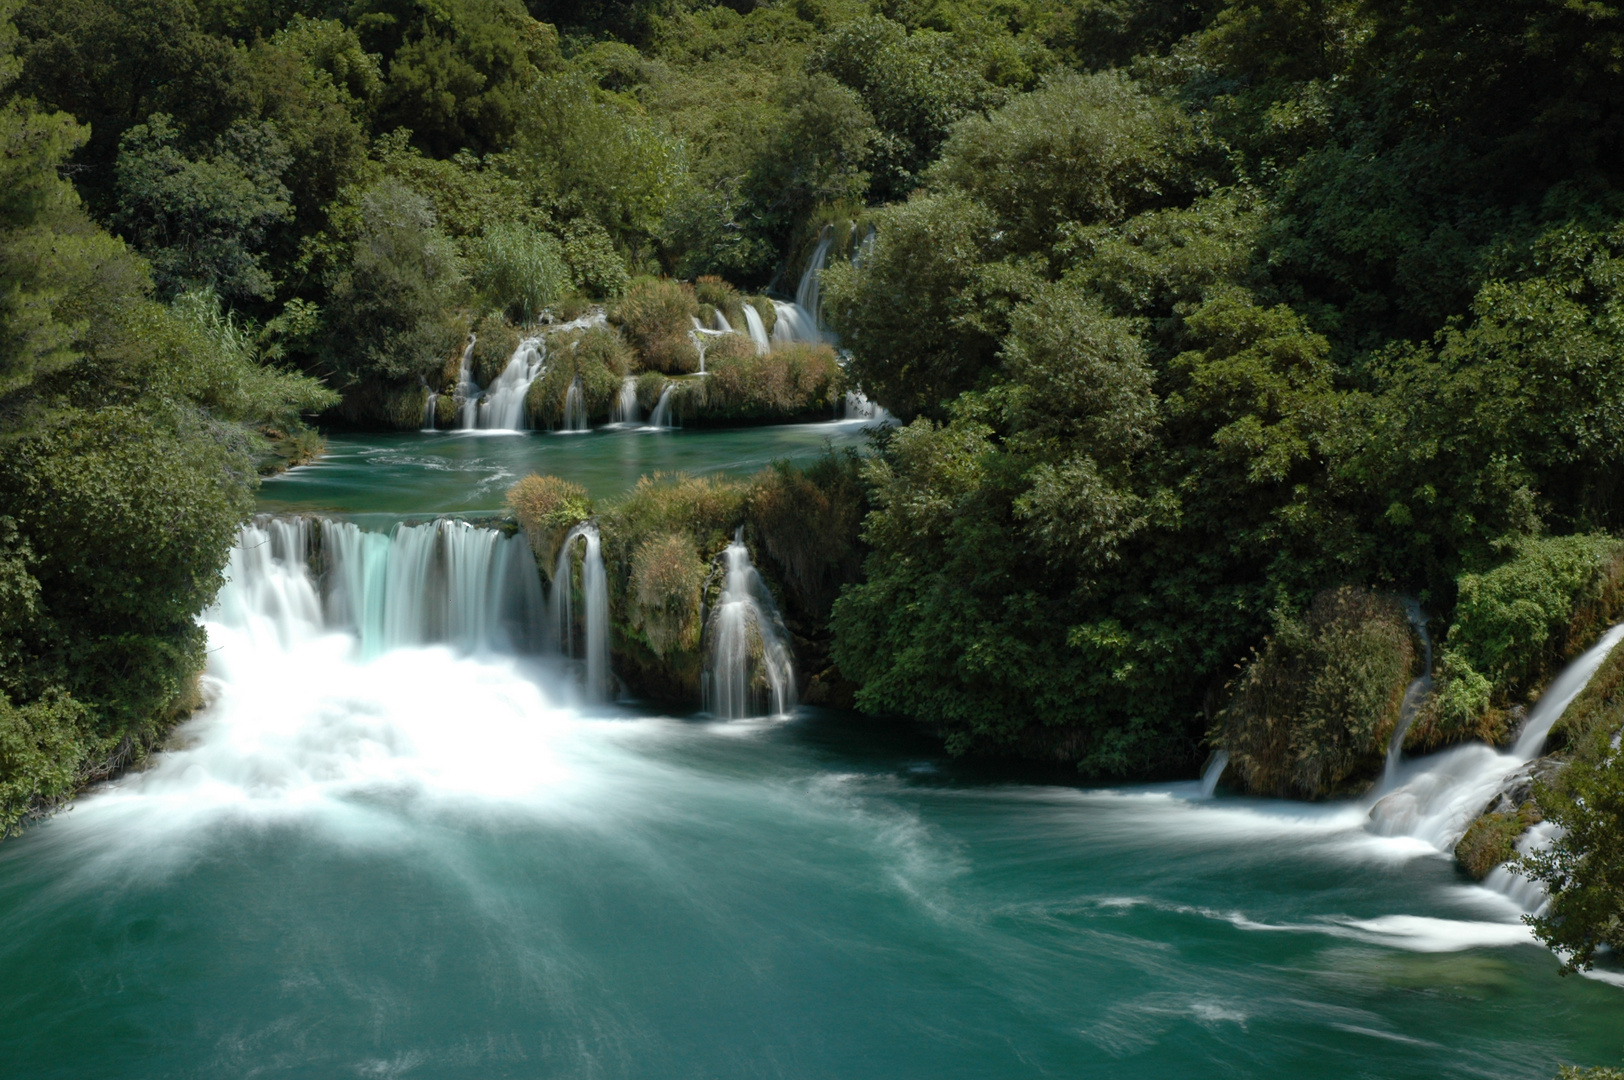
469,224 -> 569,324
611,278 -> 700,373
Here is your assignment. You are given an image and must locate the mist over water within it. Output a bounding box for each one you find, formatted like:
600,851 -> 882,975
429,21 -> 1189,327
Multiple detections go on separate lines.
1,481 -> 1620,1078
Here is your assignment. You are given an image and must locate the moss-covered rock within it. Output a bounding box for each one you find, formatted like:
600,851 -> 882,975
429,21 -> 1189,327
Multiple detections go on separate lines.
1456,802 -> 1542,879
1213,588 -> 1417,799
656,342 -> 845,426
525,325 -> 631,427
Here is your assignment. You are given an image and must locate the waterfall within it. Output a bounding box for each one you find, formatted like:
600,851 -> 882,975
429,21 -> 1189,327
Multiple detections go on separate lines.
611,376 -> 640,426
479,337 -> 546,431
712,310 -> 733,333
560,376 -> 587,433
795,234 -> 831,321
741,305 -> 770,354
769,235 -> 834,347
421,382 -> 438,431
1200,750 -> 1229,798
1368,623 -> 1624,852
770,301 -> 821,346
1383,600 -> 1435,784
648,384 -> 675,429
704,529 -> 795,719
551,524 -> 610,699
852,225 -> 877,268
225,516 -> 546,659
840,390 -> 894,426
454,335 -> 480,429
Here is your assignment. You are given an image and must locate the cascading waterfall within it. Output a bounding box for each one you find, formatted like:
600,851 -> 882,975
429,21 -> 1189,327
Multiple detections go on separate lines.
840,390 -> 894,426
232,516 -> 547,659
648,384 -> 675,429
479,336 -> 546,431
741,305 -> 770,353
1368,623 -> 1624,855
421,381 -> 438,430
561,376 -> 587,432
712,310 -> 733,333
550,524 -> 610,699
770,235 -> 833,347
611,376 -> 640,425
1200,750 -> 1229,798
1383,600 -> 1435,784
770,301 -> 821,346
704,529 -> 795,719
454,335 -> 480,428
795,234 -> 831,320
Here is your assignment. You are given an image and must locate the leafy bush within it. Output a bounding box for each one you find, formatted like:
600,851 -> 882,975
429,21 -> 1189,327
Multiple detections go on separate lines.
113,113 -> 292,300
1522,738 -> 1624,973
507,474 -> 591,570
0,688 -> 87,836
929,70 -> 1196,250
610,278 -> 700,374
560,216 -> 628,298
323,179 -> 467,390
822,190 -> 1019,418
1212,589 -> 1416,798
468,223 -> 569,323
1413,534 -> 1624,748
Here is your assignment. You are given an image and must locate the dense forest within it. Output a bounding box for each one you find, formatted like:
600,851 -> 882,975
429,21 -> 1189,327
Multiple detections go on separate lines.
0,0 -> 1623,977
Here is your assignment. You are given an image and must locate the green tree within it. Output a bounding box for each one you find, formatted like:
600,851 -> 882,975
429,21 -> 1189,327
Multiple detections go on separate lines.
113,113 -> 293,300
323,178 -> 466,384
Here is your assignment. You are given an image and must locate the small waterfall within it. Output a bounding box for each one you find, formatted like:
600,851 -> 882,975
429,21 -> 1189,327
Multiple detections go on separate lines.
770,301 -> 821,346
611,376 -> 640,426
704,529 -> 795,719
551,523 -> 610,699
480,337 -> 546,431
560,376 -> 587,432
455,335 -> 480,429
226,516 -> 546,658
648,384 -> 675,429
421,382 -> 438,431
712,310 -> 733,333
1368,623 -> 1624,852
795,234 -> 831,323
840,390 -> 894,426
741,305 -> 770,354
1200,750 -> 1229,798
1383,600 -> 1435,784
768,236 -> 834,347
852,225 -> 877,268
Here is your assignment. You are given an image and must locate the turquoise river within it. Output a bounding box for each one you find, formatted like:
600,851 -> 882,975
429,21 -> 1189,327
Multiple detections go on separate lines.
0,424 -> 1618,1079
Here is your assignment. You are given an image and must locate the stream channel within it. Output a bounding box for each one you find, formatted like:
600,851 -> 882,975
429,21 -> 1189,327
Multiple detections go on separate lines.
0,423 -> 1619,1079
